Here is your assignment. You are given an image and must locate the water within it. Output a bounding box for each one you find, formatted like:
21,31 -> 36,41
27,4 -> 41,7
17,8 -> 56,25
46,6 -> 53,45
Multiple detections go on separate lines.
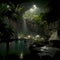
49,31 -> 58,40
0,43 -> 6,56
9,40 -> 30,54
0,39 -> 31,56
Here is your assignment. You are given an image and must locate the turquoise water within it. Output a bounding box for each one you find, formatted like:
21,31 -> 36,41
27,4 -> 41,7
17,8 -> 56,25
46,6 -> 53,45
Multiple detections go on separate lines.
0,39 -> 31,56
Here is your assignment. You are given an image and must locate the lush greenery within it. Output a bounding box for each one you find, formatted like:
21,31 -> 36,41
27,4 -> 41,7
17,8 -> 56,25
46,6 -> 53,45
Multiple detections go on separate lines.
0,3 -> 23,55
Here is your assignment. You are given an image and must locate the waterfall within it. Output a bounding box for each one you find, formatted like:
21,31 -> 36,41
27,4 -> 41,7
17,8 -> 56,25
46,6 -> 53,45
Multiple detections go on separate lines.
49,31 -> 58,40
22,19 -> 31,34
23,19 -> 28,33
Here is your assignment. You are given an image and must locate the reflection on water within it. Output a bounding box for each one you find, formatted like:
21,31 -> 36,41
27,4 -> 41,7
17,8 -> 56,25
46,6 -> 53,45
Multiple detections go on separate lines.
20,52 -> 23,59
0,39 -> 31,56
0,43 -> 6,55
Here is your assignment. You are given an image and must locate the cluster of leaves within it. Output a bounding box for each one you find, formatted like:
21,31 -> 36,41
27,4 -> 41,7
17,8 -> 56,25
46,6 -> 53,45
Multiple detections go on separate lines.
32,14 -> 50,38
0,3 -> 23,41
0,3 -> 23,54
8,3 -> 23,20
32,15 -> 41,23
32,15 -> 48,27
0,3 -> 23,20
0,17 -> 14,42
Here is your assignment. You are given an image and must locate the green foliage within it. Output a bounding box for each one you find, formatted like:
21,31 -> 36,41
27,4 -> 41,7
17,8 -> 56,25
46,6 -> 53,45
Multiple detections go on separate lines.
32,14 -> 48,27
0,3 -> 23,55
0,18 -> 14,41
0,3 -> 12,17
32,14 -> 49,38
0,3 -> 23,41
9,3 -> 23,20
32,15 -> 41,23
0,3 -> 15,41
0,3 -> 23,20
0,3 -> 7,14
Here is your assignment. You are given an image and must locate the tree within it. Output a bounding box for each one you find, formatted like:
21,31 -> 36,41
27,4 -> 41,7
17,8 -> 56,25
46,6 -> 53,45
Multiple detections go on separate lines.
32,15 -> 49,40
7,3 -> 23,38
0,3 -> 23,55
0,3 -> 23,38
0,17 -> 14,55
